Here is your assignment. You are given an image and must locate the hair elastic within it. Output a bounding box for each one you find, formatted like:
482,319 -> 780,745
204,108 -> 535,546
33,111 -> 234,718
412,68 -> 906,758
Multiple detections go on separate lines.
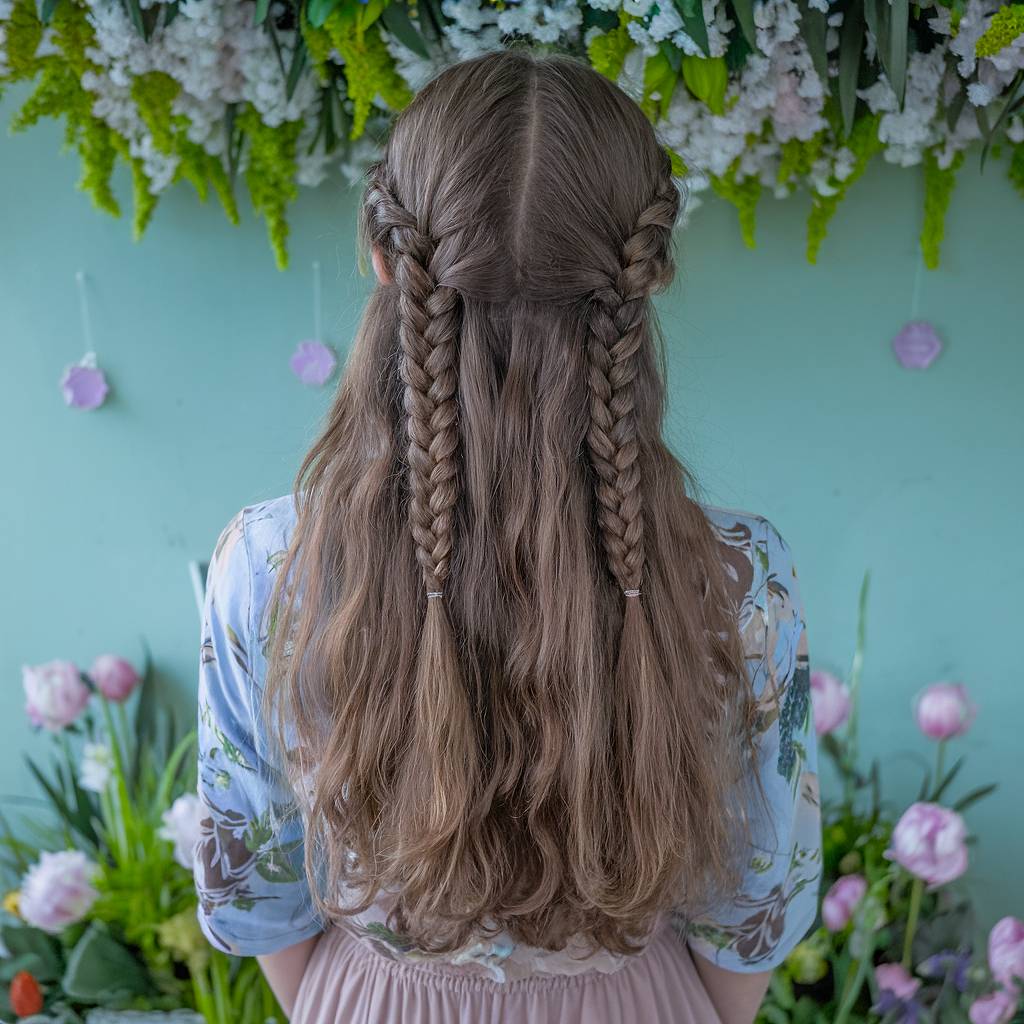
426,591 -> 444,600
623,588 -> 641,598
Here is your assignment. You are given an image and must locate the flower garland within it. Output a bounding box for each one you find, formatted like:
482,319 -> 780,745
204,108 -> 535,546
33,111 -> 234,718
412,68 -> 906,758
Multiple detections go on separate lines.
1,0 -> 1021,269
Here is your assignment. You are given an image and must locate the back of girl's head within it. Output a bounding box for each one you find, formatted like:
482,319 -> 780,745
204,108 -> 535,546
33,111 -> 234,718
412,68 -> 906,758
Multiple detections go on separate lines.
263,47 -> 758,958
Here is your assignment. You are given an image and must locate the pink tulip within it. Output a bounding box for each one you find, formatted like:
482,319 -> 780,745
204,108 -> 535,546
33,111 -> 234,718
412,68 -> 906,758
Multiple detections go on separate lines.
969,989 -> 1019,1024
875,962 -> 921,1000
89,654 -> 140,702
19,850 -> 99,933
915,682 -> 976,740
22,661 -> 90,731
989,917 -> 1024,992
885,802 -> 968,887
822,874 -> 867,932
810,670 -> 852,736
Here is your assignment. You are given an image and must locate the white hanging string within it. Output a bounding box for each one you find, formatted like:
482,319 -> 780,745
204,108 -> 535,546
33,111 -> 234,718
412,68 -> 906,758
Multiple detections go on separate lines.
76,270 -> 95,358
312,260 -> 323,342
909,245 -> 924,320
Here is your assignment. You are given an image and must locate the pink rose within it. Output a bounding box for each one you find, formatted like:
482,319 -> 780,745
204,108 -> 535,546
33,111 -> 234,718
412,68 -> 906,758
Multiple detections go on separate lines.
875,962 -> 921,1000
915,682 -> 976,741
89,654 -> 140,702
22,661 -> 90,731
19,850 -> 99,933
810,670 -> 851,736
885,802 -> 968,887
822,874 -> 867,932
969,989 -> 1019,1024
989,917 -> 1024,992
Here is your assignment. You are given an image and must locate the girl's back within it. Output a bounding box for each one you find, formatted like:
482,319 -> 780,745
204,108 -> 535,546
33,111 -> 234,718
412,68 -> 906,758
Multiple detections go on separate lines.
194,48 -> 820,1023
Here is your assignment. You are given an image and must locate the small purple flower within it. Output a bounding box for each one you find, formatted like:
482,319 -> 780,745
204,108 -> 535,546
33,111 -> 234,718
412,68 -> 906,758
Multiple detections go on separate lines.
892,321 -> 943,369
60,352 -> 109,409
290,339 -> 337,387
919,949 -> 972,993
873,990 -> 926,1024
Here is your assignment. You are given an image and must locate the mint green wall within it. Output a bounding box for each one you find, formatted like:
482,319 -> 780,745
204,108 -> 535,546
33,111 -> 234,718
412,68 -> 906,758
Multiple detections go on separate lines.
1,87 -> 1021,931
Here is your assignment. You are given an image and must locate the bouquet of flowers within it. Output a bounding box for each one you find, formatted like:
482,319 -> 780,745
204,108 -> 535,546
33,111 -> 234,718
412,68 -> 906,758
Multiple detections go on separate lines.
758,575 -> 1024,1024
0,650 -> 283,1024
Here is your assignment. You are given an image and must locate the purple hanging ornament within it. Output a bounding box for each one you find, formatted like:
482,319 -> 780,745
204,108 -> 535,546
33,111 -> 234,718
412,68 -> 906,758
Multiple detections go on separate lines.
290,260 -> 336,387
60,351 -> 110,410
892,320 -> 943,370
290,339 -> 337,386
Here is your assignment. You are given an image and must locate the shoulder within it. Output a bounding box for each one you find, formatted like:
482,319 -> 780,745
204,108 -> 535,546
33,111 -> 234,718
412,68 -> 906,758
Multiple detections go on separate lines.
698,504 -> 807,696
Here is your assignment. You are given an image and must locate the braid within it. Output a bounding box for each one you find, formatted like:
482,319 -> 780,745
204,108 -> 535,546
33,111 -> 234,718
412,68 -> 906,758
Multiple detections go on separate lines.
586,177 -> 679,597
365,172 -> 461,596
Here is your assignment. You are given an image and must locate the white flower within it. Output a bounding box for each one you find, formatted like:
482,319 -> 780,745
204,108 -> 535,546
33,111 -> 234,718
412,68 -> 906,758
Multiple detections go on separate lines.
79,742 -> 114,793
159,794 -> 205,871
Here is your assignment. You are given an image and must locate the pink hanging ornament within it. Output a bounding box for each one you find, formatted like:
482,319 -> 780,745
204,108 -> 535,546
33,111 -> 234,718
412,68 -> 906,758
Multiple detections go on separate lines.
60,351 -> 109,410
290,339 -> 337,387
892,321 -> 943,370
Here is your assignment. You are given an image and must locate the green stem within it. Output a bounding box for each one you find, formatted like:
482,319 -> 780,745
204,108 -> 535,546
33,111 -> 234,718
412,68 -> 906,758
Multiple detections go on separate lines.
833,954 -> 871,1024
934,739 -> 946,796
902,876 -> 924,969
99,697 -> 132,861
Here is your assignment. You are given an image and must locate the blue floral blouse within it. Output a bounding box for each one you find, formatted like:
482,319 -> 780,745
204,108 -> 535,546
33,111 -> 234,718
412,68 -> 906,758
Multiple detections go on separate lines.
194,493 -> 820,981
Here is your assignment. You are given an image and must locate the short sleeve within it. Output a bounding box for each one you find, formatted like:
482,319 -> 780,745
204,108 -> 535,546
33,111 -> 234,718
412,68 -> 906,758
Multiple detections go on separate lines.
194,507 -> 325,956
683,518 -> 822,972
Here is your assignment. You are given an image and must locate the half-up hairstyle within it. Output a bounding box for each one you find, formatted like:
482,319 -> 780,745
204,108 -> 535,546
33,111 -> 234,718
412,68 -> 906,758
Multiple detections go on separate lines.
262,47 -> 761,958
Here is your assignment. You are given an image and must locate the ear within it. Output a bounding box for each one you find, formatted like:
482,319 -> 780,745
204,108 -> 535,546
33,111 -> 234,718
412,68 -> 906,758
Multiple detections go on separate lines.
371,244 -> 392,285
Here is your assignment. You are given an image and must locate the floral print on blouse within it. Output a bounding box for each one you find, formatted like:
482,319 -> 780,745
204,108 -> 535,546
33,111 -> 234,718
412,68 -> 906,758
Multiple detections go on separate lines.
194,493 -> 820,980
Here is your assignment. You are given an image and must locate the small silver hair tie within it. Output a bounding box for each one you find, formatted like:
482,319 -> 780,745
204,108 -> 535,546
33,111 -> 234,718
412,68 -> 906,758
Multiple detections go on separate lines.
426,591 -> 444,600
623,588 -> 641,598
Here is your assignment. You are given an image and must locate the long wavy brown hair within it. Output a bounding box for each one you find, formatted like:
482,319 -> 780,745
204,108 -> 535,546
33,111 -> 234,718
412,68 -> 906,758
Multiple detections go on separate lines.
261,47 -> 760,958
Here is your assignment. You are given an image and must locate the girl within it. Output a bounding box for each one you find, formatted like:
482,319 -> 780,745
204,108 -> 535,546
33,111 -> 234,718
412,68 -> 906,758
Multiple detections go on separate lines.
195,47 -> 820,1024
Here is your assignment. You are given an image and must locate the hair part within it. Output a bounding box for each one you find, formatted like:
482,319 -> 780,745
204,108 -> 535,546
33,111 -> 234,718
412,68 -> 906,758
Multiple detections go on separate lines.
262,47 -> 760,958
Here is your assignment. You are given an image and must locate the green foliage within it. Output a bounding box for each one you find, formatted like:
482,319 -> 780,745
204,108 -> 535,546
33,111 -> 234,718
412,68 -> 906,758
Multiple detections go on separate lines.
587,13 -> 634,81
921,148 -> 964,270
681,54 -> 728,114
711,155 -> 762,248
323,3 -> 413,140
0,654 -> 285,1022
2,0 -> 1022,268
975,4 -> 1024,57
238,105 -> 302,271
807,114 -> 883,264
777,132 -> 826,187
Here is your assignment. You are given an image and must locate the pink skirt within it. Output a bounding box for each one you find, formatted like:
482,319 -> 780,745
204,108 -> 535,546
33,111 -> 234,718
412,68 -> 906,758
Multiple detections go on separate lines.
292,921 -> 724,1023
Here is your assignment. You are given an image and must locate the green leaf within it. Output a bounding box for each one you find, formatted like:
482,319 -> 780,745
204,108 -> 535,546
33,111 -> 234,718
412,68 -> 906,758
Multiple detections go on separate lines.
889,0 -> 909,106
254,0 -> 271,24
837,0 -> 865,138
307,0 -> 341,28
380,2 -> 432,59
671,0 -> 710,56
286,33 -> 308,102
679,54 -> 729,114
62,921 -> 153,1002
930,755 -> 964,803
0,925 -> 63,983
642,51 -> 679,120
796,0 -> 828,84
981,70 -> 1024,170
729,0 -> 758,51
953,782 -> 997,813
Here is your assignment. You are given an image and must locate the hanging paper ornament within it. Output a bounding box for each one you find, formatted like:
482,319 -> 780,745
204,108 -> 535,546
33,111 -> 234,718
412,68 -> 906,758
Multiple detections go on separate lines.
892,321 -> 943,370
290,340 -> 337,386
290,260 -> 337,387
60,351 -> 109,409
60,272 -> 110,409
